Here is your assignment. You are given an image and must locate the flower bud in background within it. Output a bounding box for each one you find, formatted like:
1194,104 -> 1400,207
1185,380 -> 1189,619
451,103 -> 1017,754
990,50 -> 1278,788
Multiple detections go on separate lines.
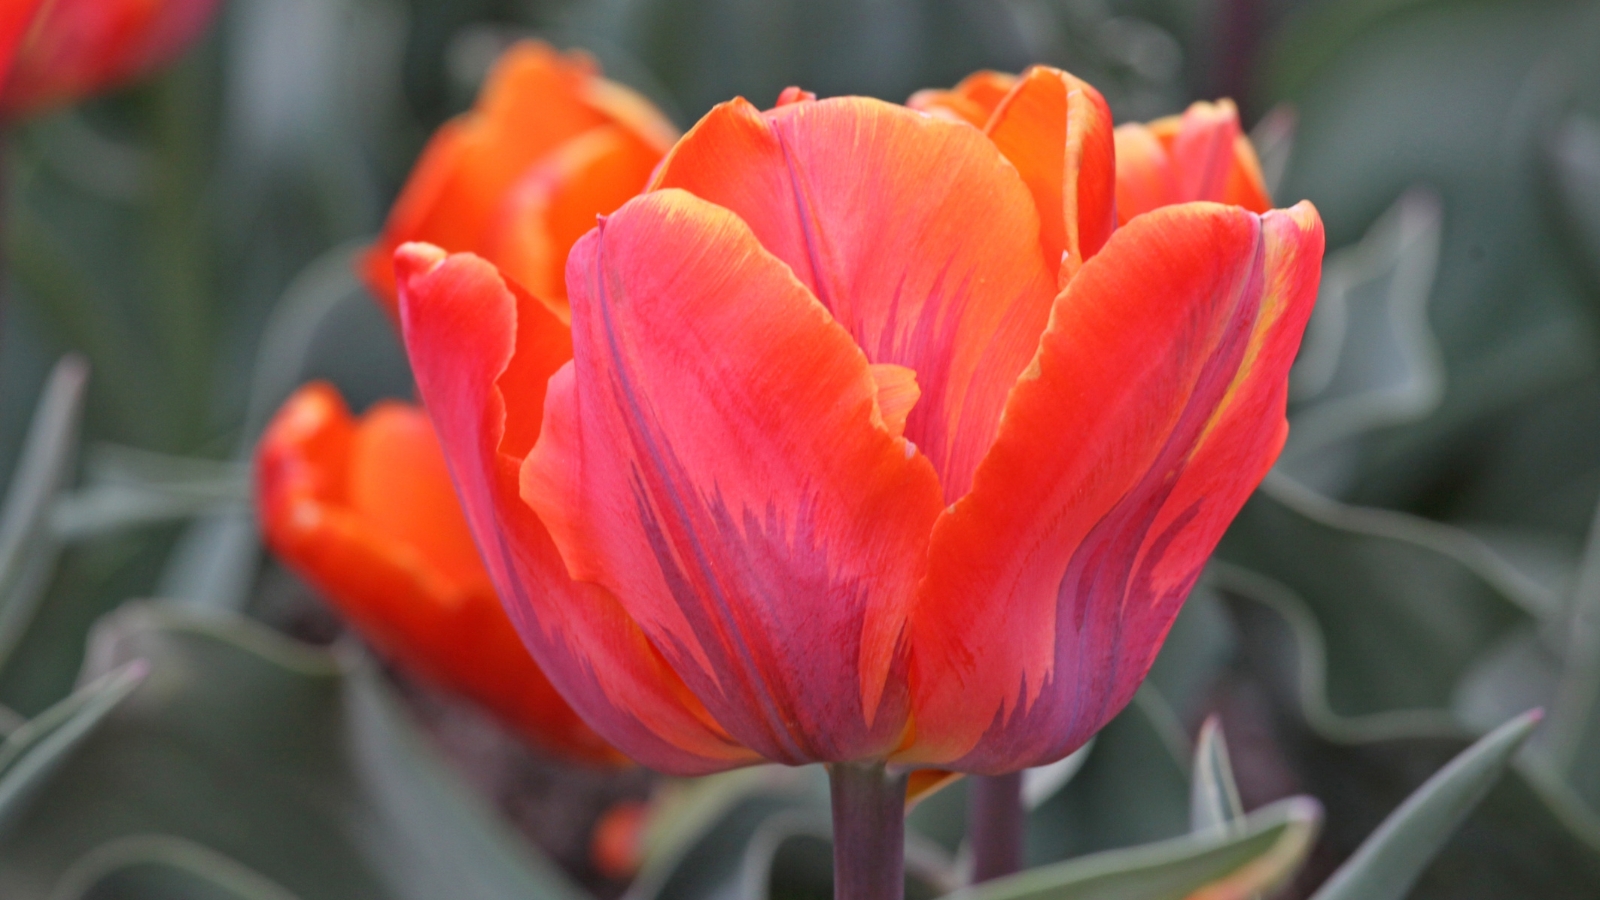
590,799 -> 648,880
361,40 -> 678,317
395,65 -> 1324,776
1113,98 -> 1273,224
0,0 -> 222,119
255,382 -> 625,766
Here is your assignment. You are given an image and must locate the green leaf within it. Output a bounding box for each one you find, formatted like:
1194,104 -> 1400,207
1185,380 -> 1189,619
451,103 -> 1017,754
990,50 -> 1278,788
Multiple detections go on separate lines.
0,603 -> 584,900
1022,741 -> 1094,812
1216,472 -> 1545,741
1025,686 -> 1193,867
41,834 -> 301,900
1310,709 -> 1543,900
0,661 -> 145,832
1189,717 -> 1245,836
1282,188 -> 1444,482
1546,114 -> 1600,289
944,797 -> 1320,900
627,767 -> 826,900
0,357 -> 88,678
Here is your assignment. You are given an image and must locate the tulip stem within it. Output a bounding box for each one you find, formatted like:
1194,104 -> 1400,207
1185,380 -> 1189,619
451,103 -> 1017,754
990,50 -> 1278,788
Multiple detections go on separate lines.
828,762 -> 908,900
969,772 -> 1025,883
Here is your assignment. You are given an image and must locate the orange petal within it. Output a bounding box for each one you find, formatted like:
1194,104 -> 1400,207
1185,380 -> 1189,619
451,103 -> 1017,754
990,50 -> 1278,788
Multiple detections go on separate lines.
522,190 -> 946,764
1112,123 -> 1179,226
255,384 -> 622,764
984,65 -> 1117,286
396,243 -> 755,774
903,202 -> 1323,772
868,363 -> 921,440
905,769 -> 964,810
364,41 -> 675,313
484,123 -> 663,315
650,95 -> 1057,502
1115,100 -> 1272,224
906,70 -> 1018,128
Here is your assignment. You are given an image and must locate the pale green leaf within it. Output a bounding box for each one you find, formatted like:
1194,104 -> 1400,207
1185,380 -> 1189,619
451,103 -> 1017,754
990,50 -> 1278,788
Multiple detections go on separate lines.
1310,709 -> 1543,900
1189,717 -> 1245,836
945,797 -> 1320,900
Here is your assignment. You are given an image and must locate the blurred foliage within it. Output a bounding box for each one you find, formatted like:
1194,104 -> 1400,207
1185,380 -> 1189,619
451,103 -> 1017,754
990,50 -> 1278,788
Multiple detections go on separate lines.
0,0 -> 1597,896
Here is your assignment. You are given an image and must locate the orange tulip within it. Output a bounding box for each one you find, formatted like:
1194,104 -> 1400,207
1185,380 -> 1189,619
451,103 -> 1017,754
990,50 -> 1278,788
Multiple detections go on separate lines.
393,66 -> 1323,776
1113,98 -> 1273,224
361,40 -> 678,318
1,0 -> 221,119
255,382 -> 623,765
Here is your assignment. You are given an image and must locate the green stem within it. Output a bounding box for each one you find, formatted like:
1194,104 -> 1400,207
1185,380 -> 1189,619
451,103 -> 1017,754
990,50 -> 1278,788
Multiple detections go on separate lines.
827,762 -> 907,900
969,772 -> 1025,882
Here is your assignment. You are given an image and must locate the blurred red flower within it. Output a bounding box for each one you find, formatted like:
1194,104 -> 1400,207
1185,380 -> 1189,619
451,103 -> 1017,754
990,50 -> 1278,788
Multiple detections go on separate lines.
1,0 -> 221,119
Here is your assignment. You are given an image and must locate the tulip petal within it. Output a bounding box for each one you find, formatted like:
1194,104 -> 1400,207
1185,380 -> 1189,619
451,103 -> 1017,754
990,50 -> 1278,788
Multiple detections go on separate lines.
0,1 -> 47,96
397,242 -> 756,774
364,42 -> 675,310
256,384 -> 622,764
904,202 -> 1323,772
650,96 -> 1057,501
522,189 -> 946,763
485,124 -> 663,314
1170,100 -> 1272,215
983,66 -> 1117,286
1112,124 -> 1179,225
1115,100 -> 1272,225
907,70 -> 1018,127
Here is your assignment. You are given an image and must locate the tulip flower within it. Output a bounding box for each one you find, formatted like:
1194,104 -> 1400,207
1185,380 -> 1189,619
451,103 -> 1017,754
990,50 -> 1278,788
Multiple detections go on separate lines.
0,0 -> 221,119
397,66 -> 1322,898
361,40 -> 677,318
255,382 -> 623,765
1114,98 -> 1273,224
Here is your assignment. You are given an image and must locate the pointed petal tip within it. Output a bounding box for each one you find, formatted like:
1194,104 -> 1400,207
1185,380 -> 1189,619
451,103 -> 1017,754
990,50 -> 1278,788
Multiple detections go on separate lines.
775,86 -> 817,107
395,241 -> 449,278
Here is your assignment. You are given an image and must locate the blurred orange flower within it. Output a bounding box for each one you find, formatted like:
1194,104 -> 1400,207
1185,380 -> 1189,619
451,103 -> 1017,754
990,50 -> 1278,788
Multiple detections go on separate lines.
1,0 -> 221,119
255,382 -> 624,766
362,40 -> 678,318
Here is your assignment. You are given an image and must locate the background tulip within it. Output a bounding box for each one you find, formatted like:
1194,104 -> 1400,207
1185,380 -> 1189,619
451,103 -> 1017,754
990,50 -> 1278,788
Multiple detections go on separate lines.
0,0 -> 221,119
361,40 -> 678,317
255,381 -> 623,765
397,73 -> 1324,783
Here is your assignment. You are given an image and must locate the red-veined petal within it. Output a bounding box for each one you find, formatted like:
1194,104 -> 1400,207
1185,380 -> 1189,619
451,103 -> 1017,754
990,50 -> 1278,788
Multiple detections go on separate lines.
650,95 -> 1057,501
396,242 -> 755,774
903,202 -> 1323,772
522,189 -> 946,763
